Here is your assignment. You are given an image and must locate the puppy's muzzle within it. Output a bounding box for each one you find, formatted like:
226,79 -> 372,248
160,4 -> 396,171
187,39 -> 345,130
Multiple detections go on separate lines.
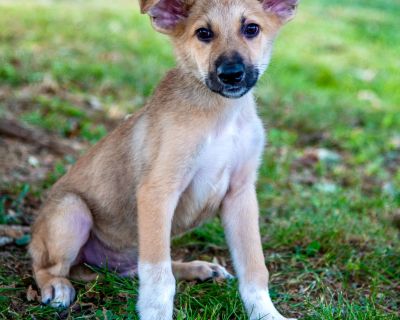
206,52 -> 259,99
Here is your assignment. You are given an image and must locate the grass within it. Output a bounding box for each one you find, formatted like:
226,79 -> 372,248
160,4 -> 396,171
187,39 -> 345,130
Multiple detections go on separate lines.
0,0 -> 399,319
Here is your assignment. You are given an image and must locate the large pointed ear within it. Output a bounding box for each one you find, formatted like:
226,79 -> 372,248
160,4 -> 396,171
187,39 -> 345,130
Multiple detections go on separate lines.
139,0 -> 193,34
261,0 -> 299,23
139,0 -> 159,13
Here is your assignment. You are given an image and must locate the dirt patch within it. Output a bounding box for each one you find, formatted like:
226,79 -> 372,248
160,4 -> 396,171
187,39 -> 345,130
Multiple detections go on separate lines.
0,137 -> 61,186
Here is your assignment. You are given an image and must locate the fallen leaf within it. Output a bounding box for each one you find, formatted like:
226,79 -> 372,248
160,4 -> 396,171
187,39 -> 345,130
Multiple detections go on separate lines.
315,182 -> 338,193
315,148 -> 342,165
0,225 -> 31,239
0,237 -> 13,247
26,285 -> 39,302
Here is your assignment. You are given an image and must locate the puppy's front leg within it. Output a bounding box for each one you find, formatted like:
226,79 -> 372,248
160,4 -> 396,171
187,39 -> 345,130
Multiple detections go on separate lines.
136,184 -> 180,320
221,184 -> 295,320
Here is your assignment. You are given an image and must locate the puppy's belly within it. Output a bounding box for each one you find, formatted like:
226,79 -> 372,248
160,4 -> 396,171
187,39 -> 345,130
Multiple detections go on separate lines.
172,167 -> 230,236
77,233 -> 138,277
74,167 -> 229,272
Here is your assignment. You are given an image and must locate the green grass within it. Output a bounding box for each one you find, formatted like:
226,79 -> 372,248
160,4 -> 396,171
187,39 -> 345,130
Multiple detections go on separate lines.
0,0 -> 399,319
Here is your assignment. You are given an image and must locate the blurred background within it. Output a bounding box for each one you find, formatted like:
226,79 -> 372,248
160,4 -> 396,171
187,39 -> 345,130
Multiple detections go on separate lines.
0,0 -> 399,319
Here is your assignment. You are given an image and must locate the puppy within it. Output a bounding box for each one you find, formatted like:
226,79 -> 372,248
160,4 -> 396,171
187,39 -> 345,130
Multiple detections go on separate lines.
29,0 -> 299,319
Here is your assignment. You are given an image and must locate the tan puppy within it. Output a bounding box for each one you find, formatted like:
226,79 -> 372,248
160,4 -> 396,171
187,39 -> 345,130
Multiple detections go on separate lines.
29,0 -> 298,319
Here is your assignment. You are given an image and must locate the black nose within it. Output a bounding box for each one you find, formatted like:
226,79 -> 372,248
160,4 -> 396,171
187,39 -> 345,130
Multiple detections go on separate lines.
217,63 -> 245,86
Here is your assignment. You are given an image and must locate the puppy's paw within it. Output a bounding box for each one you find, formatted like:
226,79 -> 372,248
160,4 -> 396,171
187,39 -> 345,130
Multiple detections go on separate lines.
41,277 -> 75,308
240,285 -> 295,320
190,260 -> 234,281
138,262 -> 175,320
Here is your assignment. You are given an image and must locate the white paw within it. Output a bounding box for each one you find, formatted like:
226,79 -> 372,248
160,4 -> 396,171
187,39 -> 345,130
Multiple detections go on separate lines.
240,285 -> 295,320
41,278 -> 75,308
137,262 -> 175,320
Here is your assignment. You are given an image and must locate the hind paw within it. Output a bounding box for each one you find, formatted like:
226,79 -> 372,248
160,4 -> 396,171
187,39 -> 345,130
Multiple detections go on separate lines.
41,278 -> 75,308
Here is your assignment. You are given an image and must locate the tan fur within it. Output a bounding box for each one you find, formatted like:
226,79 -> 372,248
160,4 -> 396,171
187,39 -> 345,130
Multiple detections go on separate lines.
29,0 -> 297,318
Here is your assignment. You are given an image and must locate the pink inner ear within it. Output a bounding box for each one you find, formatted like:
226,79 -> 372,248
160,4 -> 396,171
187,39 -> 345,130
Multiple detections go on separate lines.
149,0 -> 188,30
263,0 -> 298,20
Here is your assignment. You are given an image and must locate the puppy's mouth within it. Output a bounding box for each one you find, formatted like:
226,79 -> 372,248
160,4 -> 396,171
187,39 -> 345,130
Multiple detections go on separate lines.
205,55 -> 259,99
223,85 -> 256,99
205,70 -> 259,99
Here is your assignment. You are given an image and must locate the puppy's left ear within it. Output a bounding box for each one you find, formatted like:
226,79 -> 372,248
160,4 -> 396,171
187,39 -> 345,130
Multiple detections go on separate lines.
139,0 -> 159,13
139,0 -> 193,34
261,0 -> 299,23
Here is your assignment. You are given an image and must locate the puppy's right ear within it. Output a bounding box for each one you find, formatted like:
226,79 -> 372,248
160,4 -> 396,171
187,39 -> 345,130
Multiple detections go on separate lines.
139,0 -> 193,34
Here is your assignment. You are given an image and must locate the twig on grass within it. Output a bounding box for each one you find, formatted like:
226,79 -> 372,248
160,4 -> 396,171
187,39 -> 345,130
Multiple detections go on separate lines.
0,118 -> 79,156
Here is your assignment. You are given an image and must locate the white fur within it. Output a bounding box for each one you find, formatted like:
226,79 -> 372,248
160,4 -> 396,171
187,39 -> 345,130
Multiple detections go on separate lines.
258,44 -> 274,75
171,95 -> 264,235
240,284 -> 292,320
137,261 -> 176,320
225,204 -> 292,320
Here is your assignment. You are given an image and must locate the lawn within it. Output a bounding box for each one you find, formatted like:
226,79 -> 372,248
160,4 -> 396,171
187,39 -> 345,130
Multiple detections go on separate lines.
0,0 -> 399,319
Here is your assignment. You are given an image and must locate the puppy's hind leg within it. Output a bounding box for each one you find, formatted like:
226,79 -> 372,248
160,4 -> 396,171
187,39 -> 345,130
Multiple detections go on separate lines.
29,194 -> 93,308
172,261 -> 233,281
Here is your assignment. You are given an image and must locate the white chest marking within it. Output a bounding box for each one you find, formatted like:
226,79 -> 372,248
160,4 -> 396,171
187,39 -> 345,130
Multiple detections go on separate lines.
173,104 -> 264,234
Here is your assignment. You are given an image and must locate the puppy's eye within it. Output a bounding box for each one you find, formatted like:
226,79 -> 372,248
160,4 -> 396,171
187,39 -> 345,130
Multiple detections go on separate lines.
196,27 -> 214,43
242,23 -> 260,39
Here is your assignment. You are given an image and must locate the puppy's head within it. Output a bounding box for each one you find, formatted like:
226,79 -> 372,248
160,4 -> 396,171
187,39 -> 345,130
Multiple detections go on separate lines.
140,0 -> 298,99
